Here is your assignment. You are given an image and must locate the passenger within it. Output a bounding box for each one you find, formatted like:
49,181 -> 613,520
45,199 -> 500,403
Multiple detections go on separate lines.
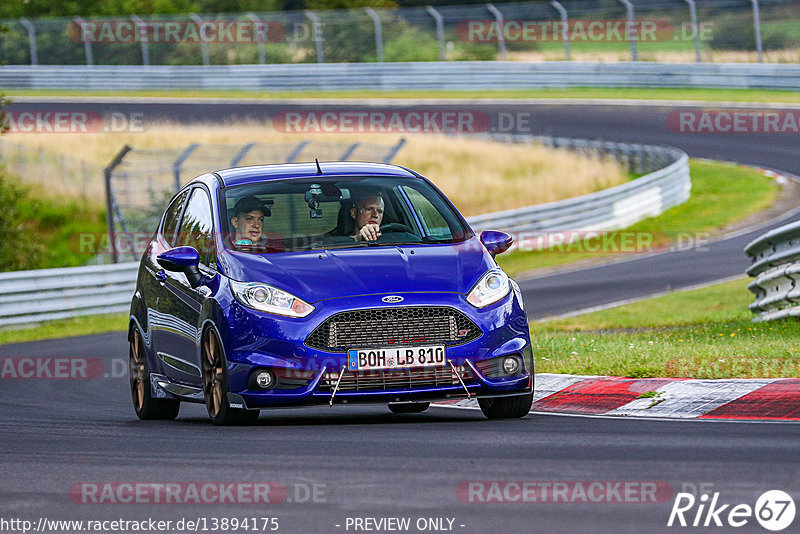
350,192 -> 384,242
230,195 -> 270,246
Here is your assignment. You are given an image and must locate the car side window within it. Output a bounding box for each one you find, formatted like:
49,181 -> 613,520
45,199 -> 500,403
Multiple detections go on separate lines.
162,190 -> 189,246
402,186 -> 453,239
176,187 -> 216,269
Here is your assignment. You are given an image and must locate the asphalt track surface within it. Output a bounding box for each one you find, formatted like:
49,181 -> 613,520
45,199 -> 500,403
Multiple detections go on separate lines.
3,99 -> 800,533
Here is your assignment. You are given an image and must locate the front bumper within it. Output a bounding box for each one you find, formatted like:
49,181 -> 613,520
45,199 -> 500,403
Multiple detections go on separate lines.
219,290 -> 532,409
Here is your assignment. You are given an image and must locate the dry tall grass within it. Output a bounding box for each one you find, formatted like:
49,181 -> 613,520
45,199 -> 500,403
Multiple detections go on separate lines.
1,122 -> 626,216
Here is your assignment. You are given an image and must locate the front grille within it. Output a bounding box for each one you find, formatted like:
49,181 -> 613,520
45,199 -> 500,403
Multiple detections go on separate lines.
305,307 -> 482,352
317,365 -> 474,393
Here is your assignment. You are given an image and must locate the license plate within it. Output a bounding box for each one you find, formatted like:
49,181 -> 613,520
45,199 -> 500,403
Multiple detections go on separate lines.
347,345 -> 446,371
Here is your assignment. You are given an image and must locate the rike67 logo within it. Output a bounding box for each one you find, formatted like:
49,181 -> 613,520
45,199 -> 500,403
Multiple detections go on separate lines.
668,490 -> 795,531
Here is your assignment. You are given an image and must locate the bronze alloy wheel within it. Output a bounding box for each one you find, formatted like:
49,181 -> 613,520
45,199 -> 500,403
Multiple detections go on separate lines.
128,328 -> 179,420
201,329 -> 259,426
129,330 -> 146,412
202,331 -> 225,418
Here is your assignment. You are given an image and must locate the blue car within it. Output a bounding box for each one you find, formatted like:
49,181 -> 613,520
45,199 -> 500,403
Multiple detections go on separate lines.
128,162 -> 533,425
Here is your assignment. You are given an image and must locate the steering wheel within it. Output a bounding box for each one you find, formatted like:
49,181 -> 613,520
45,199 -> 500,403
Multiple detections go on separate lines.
379,223 -> 414,234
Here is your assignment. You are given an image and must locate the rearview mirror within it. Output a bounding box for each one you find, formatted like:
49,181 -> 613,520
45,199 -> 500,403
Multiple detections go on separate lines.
157,246 -> 203,288
480,231 -> 513,257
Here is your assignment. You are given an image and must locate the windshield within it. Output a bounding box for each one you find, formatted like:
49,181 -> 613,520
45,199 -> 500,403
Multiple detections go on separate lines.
220,175 -> 472,253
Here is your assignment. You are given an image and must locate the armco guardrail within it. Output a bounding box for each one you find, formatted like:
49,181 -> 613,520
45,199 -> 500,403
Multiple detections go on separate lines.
745,221 -> 800,322
467,136 -> 689,233
2,62 -> 800,91
0,136 -> 690,327
0,262 -> 138,326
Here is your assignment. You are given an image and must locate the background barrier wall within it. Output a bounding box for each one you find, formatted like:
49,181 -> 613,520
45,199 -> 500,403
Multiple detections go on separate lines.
2,62 -> 800,91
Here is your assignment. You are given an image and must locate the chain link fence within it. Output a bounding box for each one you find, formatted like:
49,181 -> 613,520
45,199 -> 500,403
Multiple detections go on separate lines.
2,0 -> 799,66
0,138 -> 103,198
103,138 -> 406,262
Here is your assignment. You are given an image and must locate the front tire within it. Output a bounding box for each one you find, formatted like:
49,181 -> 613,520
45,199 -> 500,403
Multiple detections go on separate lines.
388,402 -> 430,414
129,328 -> 180,420
478,392 -> 533,419
202,329 -> 259,426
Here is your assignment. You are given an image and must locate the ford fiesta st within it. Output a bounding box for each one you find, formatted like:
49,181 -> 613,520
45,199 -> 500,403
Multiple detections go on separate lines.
128,162 -> 533,425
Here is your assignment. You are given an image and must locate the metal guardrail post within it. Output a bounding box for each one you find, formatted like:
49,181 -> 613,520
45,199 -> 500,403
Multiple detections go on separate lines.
231,142 -> 256,166
549,1 -> 570,61
617,0 -> 637,62
364,8 -> 384,63
683,0 -> 701,63
286,140 -> 310,162
104,145 -> 132,265
486,4 -> 507,60
130,15 -> 150,66
19,18 -> 38,66
73,17 -> 94,66
425,6 -> 446,61
305,10 -> 324,63
751,0 -> 764,63
189,13 -> 210,66
173,143 -> 199,191
245,12 -> 267,65
383,138 -> 406,163
339,142 -> 360,160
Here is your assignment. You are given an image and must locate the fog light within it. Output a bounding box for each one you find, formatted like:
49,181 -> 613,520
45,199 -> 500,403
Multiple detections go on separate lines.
502,356 -> 521,375
255,370 -> 275,389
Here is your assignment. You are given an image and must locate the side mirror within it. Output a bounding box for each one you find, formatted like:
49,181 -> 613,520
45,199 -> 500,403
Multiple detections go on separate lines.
157,246 -> 203,288
480,231 -> 513,257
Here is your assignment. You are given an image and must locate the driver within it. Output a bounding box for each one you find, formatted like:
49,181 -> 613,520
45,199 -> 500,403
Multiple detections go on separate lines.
350,191 -> 384,242
230,195 -> 270,246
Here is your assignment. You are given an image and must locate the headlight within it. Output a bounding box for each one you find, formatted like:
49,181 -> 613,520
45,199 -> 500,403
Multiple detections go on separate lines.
466,268 -> 511,308
230,280 -> 314,318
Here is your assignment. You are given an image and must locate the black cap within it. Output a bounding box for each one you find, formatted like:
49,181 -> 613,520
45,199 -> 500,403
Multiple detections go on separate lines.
231,195 -> 271,219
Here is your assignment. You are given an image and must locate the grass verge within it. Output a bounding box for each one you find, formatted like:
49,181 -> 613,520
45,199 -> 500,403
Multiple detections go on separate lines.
0,313 -> 128,345
530,278 -> 800,379
7,87 -> 800,103
497,160 -> 778,277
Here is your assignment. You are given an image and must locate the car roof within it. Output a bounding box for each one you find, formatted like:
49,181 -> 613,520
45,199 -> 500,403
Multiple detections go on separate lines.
214,161 -> 418,187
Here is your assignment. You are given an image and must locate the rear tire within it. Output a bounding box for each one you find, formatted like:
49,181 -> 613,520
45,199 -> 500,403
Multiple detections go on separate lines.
129,328 -> 180,420
478,392 -> 533,419
388,402 -> 430,414
202,329 -> 260,426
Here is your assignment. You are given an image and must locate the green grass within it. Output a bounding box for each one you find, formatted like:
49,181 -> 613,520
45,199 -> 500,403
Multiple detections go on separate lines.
497,160 -> 778,277
0,312 -> 128,345
530,278 -> 800,378
15,187 -> 107,269
7,87 -> 800,103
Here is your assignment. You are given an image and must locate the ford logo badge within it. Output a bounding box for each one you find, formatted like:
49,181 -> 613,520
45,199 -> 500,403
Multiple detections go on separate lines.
382,295 -> 404,303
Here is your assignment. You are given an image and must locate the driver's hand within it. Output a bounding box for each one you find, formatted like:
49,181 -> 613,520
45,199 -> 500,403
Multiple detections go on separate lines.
357,223 -> 382,242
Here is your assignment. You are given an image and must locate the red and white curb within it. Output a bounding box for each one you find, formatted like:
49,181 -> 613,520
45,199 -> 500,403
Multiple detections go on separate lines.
437,374 -> 800,421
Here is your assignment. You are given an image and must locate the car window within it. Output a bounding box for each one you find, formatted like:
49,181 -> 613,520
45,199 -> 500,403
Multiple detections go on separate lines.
402,186 -> 453,240
222,176 -> 470,253
176,187 -> 215,268
161,190 -> 189,246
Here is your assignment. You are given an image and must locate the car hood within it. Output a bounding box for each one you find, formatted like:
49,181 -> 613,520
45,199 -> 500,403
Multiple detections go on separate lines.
220,238 -> 494,303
